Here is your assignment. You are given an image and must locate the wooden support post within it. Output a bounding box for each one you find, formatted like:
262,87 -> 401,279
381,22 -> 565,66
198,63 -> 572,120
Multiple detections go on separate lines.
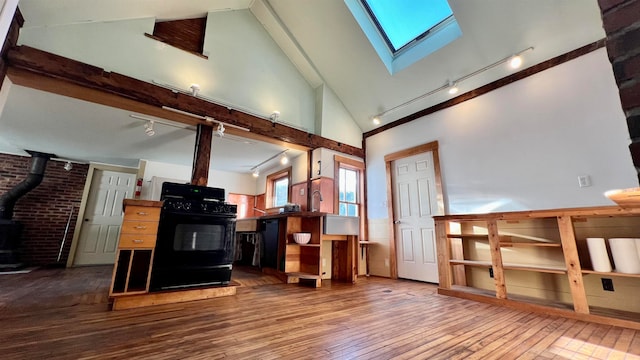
557,215 -> 589,314
487,219 -> 507,299
435,220 -> 452,289
191,124 -> 212,186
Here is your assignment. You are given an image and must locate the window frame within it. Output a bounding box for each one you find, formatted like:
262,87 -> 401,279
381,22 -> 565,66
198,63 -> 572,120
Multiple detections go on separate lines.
334,155 -> 366,238
266,167 -> 292,209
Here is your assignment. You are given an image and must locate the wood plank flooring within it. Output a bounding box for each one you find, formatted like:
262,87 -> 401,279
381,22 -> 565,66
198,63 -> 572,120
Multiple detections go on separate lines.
0,266 -> 639,359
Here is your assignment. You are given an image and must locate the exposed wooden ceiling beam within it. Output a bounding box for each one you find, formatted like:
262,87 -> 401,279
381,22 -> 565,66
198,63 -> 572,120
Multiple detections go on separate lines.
6,45 -> 364,157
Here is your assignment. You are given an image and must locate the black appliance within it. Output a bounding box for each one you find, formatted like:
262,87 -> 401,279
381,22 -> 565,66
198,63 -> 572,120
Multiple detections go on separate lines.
149,182 -> 237,291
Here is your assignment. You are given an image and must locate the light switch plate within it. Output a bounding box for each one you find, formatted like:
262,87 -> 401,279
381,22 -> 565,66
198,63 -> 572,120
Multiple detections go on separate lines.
578,175 -> 591,188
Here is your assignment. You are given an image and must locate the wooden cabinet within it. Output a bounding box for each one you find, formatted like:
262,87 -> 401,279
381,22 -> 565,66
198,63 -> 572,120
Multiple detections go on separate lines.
260,213 -> 358,287
435,206 -> 640,330
109,200 -> 162,297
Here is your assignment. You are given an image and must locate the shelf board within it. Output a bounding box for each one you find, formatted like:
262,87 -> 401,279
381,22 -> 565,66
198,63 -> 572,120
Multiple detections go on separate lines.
502,263 -> 566,274
499,242 -> 562,248
446,234 -> 488,239
449,259 -> 492,267
582,269 -> 640,278
287,243 -> 320,247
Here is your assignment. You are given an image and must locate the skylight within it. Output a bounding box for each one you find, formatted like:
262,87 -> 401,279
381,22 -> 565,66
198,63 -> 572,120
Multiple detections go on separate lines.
345,0 -> 462,74
362,0 -> 454,53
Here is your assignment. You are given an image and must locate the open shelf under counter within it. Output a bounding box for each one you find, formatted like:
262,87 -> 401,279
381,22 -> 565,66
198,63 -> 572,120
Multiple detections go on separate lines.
449,259 -> 492,267
287,243 -> 320,248
446,233 -> 489,239
582,269 -> 640,278
499,242 -> 562,248
502,263 -> 567,274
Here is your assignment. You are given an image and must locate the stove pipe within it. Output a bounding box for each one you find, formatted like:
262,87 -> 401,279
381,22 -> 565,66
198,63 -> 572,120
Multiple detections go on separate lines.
0,151 -> 55,220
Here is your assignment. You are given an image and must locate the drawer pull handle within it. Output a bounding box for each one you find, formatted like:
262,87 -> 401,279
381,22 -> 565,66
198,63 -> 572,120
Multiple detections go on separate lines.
134,226 -> 147,230
132,239 -> 144,244
136,212 -> 148,215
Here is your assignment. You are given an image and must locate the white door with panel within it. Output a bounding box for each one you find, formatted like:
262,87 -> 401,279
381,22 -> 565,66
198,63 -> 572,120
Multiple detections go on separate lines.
392,151 -> 440,283
74,170 -> 136,265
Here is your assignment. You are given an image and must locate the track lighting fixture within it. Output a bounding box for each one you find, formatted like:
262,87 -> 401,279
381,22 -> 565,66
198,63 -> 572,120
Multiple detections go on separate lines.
270,111 -> 280,123
250,149 -> 289,176
190,84 -> 200,96
63,161 -> 73,171
144,120 -> 155,136
215,123 -> 225,137
509,55 -> 523,69
447,81 -> 459,95
370,46 -> 534,121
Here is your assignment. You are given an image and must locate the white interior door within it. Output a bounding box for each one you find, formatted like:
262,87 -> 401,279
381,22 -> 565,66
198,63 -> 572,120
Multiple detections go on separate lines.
392,151 -> 440,283
74,169 -> 135,265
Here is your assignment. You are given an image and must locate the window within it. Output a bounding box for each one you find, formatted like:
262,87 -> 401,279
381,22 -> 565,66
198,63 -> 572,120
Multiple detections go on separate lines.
339,168 -> 359,216
344,0 -> 461,74
266,168 -> 291,208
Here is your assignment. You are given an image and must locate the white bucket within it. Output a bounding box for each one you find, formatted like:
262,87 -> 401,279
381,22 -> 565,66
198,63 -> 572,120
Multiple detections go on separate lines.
586,237 -> 612,272
608,238 -> 640,274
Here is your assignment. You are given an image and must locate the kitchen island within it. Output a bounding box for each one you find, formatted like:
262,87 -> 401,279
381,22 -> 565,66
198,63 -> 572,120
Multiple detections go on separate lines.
237,212 -> 359,287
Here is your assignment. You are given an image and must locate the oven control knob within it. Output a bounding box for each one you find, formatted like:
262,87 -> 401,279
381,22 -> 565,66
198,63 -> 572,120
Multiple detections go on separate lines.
183,202 -> 192,211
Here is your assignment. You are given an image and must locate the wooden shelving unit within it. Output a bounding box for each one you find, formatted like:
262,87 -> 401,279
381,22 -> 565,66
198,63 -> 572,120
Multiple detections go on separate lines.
435,205 -> 640,330
109,200 -> 162,297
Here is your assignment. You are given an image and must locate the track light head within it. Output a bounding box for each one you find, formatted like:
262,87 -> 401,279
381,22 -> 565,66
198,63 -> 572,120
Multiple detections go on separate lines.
509,55 -> 523,69
215,123 -> 225,137
270,111 -> 280,123
252,168 -> 260,177
448,81 -> 459,95
144,120 -> 155,136
190,84 -> 200,96
280,153 -> 289,165
63,161 -> 73,171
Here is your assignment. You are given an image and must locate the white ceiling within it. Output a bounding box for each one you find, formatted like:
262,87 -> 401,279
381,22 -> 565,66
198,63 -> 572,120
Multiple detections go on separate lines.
0,0 -> 607,170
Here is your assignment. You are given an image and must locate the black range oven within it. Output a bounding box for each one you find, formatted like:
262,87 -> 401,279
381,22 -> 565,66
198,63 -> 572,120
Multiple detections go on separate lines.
149,182 -> 237,292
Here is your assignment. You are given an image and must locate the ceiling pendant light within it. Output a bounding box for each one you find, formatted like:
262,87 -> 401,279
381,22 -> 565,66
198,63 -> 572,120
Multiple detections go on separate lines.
144,120 -> 155,136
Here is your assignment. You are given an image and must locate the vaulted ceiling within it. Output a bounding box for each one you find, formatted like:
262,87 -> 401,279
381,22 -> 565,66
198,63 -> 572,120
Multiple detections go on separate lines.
0,0 -> 608,170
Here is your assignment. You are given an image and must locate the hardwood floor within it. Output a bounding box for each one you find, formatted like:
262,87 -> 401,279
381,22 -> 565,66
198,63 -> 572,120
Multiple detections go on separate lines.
0,266 -> 639,359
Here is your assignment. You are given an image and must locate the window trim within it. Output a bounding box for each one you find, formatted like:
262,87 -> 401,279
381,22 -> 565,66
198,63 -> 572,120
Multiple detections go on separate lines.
265,167 -> 292,210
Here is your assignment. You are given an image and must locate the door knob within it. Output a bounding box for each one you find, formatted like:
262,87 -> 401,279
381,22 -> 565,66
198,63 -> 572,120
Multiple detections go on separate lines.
84,218 -> 90,222
393,220 -> 401,224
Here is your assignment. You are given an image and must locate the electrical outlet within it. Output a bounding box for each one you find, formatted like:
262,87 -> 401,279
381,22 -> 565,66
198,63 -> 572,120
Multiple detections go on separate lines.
601,278 -> 614,291
299,188 -> 305,196
489,267 -> 494,278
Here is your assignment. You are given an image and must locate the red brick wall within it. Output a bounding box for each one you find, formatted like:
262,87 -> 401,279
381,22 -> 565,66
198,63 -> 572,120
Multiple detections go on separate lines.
0,153 -> 88,265
598,0 -> 640,181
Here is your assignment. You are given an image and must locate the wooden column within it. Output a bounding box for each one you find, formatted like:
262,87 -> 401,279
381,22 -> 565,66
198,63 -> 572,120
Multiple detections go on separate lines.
487,219 -> 507,299
191,124 -> 212,186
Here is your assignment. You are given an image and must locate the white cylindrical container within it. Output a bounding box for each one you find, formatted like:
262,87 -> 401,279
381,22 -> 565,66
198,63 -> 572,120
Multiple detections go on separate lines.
608,238 -> 640,274
586,237 -> 612,272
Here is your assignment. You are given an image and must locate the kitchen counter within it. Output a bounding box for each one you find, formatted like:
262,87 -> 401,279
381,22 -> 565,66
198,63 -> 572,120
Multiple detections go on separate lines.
259,211 -> 327,220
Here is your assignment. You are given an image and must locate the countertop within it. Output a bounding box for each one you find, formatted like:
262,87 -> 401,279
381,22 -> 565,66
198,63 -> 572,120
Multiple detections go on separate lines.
253,211 -> 328,220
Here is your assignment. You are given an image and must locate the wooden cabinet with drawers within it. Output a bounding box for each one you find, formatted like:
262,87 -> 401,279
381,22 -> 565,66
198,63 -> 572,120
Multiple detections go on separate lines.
109,200 -> 163,296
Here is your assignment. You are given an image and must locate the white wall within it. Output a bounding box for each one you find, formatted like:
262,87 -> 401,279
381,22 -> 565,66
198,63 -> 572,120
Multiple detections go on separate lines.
315,84 -> 363,148
366,48 -> 637,220
18,9 -> 316,132
255,152 -> 308,194
311,147 -> 364,180
140,160 -> 255,200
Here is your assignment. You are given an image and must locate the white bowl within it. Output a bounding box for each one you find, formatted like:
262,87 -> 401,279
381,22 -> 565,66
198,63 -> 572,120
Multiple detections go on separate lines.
293,233 -> 311,244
